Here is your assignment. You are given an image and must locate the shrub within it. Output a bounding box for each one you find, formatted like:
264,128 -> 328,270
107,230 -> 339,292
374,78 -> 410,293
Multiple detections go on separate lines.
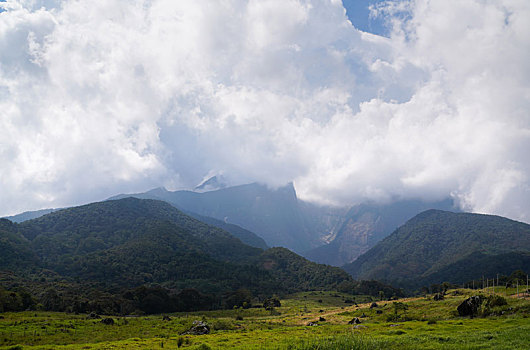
486,295 -> 507,307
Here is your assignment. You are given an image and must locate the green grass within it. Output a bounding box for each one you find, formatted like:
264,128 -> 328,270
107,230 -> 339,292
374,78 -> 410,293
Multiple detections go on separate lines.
0,289 -> 528,349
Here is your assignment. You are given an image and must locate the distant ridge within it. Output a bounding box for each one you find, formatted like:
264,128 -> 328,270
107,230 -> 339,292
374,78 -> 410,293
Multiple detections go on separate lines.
5,208 -> 60,223
110,183 -> 330,252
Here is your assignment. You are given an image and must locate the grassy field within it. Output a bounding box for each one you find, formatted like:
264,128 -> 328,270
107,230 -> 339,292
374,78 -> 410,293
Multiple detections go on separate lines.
0,289 -> 528,349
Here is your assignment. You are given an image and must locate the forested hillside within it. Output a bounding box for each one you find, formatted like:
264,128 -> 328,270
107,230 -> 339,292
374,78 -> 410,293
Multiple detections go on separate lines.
344,210 -> 530,288
1,198 -> 354,314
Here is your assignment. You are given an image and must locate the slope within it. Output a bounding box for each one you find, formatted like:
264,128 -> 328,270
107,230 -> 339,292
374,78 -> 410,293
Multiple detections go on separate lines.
0,219 -> 39,272
343,210 -> 530,288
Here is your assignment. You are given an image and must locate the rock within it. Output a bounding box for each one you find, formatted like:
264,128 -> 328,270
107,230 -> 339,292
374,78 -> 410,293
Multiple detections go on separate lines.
457,296 -> 484,317
319,317 -> 326,322
348,317 -> 361,325
101,318 -> 114,325
162,315 -> 172,321
389,324 -> 402,327
370,302 -> 378,308
433,293 -> 444,301
87,312 -> 101,319
353,325 -> 367,329
306,322 -> 319,326
360,313 -> 367,318
182,321 -> 210,335
376,310 -> 383,314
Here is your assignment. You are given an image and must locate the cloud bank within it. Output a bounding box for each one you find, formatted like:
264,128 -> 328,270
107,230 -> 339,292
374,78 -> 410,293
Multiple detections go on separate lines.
1,0 -> 529,223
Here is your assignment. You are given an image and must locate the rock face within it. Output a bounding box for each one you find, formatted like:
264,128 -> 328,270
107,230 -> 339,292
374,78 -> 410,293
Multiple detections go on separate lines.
182,321 -> 210,335
457,296 -> 484,317
305,199 -> 456,266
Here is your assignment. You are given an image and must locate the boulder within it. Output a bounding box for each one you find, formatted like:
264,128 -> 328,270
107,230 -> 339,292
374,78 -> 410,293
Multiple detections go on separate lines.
348,317 -> 361,325
370,302 -> 378,308
319,317 -> 326,322
457,296 -> 484,317
306,321 -> 319,326
87,312 -> 101,319
182,320 -> 210,335
376,310 -> 383,314
162,315 -> 172,321
101,318 -> 114,325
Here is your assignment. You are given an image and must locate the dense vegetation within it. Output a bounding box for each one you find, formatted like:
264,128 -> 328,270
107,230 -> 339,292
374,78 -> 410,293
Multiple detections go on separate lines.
0,198 -> 354,314
344,210 -> 530,289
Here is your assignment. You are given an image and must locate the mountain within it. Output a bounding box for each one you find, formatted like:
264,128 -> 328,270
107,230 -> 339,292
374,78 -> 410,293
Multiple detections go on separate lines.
7,198 -> 267,250
5,208 -> 59,223
111,183 -> 336,252
2,198 -> 353,300
304,198 -> 456,266
343,210 -> 530,289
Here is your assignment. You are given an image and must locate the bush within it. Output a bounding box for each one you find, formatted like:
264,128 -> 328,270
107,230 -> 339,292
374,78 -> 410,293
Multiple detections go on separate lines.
212,319 -> 236,331
486,295 -> 507,307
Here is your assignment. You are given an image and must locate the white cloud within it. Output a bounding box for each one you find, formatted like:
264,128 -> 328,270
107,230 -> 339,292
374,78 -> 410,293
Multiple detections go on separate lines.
0,0 -> 529,224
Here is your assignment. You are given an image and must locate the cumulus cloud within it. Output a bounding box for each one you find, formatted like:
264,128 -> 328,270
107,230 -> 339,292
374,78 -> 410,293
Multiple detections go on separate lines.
0,0 -> 529,224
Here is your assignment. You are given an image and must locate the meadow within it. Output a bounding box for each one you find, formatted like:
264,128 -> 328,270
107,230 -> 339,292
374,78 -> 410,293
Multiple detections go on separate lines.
0,289 -> 528,349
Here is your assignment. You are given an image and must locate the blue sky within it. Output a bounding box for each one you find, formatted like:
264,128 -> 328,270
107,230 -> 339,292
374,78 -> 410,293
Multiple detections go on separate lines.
342,0 -> 388,36
1,0 -> 529,224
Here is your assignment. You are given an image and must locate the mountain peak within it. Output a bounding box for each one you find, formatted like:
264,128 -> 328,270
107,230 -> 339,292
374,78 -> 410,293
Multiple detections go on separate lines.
194,175 -> 228,192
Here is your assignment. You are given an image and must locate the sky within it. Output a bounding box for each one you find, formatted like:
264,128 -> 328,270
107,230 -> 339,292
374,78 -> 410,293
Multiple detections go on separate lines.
1,0 -> 529,224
